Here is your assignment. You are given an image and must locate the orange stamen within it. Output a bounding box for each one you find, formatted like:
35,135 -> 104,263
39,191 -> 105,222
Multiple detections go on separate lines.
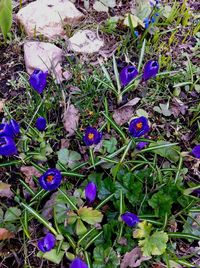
136,122 -> 143,129
88,133 -> 94,140
46,175 -> 54,183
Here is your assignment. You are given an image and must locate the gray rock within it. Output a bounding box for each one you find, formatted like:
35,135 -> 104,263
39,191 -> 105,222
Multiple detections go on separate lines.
68,30 -> 104,54
16,0 -> 84,39
24,41 -> 63,83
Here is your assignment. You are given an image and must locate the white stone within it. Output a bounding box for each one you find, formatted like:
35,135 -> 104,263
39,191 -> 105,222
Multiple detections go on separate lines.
24,41 -> 63,83
68,30 -> 104,54
16,0 -> 84,39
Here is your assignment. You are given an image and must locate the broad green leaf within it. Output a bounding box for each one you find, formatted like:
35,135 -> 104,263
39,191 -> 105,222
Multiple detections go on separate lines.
0,0 -> 12,40
139,231 -> 168,256
103,137 -> 117,153
149,141 -> 180,162
93,246 -> 120,268
148,192 -> 173,217
4,207 -> 21,222
76,219 -> 87,236
42,249 -> 64,264
57,149 -> 81,169
133,221 -> 152,239
78,207 -> 103,225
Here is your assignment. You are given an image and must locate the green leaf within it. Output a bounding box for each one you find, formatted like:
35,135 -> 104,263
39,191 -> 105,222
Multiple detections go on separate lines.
103,137 -> 117,154
139,231 -> 168,256
93,246 -> 120,268
0,0 -> 12,40
148,192 -> 173,217
57,149 -> 81,169
42,249 -> 64,264
78,207 -> 103,225
133,221 -> 152,239
4,207 -> 21,222
76,219 -> 87,236
149,141 -> 180,162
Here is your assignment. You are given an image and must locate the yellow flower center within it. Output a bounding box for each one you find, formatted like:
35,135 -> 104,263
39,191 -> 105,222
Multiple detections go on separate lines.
136,122 -> 143,130
88,133 -> 94,140
46,175 -> 54,183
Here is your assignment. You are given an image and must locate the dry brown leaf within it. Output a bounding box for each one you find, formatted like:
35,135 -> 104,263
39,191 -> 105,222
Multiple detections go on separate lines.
20,166 -> 42,190
120,247 -> 151,268
0,181 -> 13,198
113,98 -> 140,126
63,104 -> 80,137
171,97 -> 188,118
0,99 -> 6,113
0,228 -> 14,240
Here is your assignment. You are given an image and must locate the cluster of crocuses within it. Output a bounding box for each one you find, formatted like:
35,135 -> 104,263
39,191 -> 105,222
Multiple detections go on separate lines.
37,177 -> 139,267
0,119 -> 20,156
120,59 -> 159,87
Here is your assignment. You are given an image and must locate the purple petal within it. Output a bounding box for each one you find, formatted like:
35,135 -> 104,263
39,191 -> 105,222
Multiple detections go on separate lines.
0,123 -> 13,137
142,60 -> 159,81
38,233 -> 56,252
0,136 -> 17,156
29,69 -> 47,94
83,126 -> 102,146
85,182 -> 97,203
121,212 -> 140,227
129,116 -> 150,138
39,168 -> 62,191
70,258 -> 88,268
36,117 -> 46,131
9,119 -> 20,136
120,66 -> 138,87
136,141 -> 149,150
191,145 -> 200,159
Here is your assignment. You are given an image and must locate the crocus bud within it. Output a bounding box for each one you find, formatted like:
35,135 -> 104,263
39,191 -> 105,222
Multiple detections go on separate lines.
85,182 -> 97,203
119,66 -> 138,87
142,60 -> 159,81
121,212 -> 140,227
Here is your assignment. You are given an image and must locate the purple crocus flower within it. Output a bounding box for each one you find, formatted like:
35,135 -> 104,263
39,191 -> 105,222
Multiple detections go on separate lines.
0,136 -> 17,156
120,66 -> 138,87
121,212 -> 140,227
39,168 -> 62,191
191,145 -> 200,159
29,69 -> 47,94
142,60 -> 159,81
83,126 -> 102,146
136,141 -> 149,150
38,233 -> 56,253
9,119 -> 20,136
36,117 -> 46,131
0,123 -> 13,137
129,116 -> 150,138
70,258 -> 88,268
85,182 -> 97,203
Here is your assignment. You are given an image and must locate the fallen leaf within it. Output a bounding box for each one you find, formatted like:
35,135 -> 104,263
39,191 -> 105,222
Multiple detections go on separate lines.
63,104 -> 80,137
62,70 -> 72,81
113,98 -> 140,126
0,99 -> 6,113
0,181 -> 13,198
93,1 -> 108,12
42,192 -> 58,220
171,97 -> 188,118
0,228 -> 14,240
120,247 -> 151,268
20,166 -> 42,190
